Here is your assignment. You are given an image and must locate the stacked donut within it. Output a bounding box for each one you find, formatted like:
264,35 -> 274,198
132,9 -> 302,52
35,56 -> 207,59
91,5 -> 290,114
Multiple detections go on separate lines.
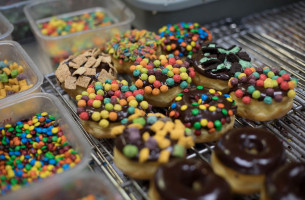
53,22 -> 301,200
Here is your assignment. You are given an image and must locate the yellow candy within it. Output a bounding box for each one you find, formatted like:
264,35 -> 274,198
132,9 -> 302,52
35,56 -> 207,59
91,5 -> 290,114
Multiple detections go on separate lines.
91,112 -> 101,121
24,124 -> 30,129
99,119 -> 109,128
41,112 -> 48,116
181,105 -> 188,111
288,90 -> 296,98
111,125 -> 125,136
129,100 -> 138,107
142,132 -> 150,141
209,106 -> 217,112
264,78 -> 273,88
89,93 -> 96,99
200,119 -> 208,127
140,101 -> 149,109
175,96 -> 182,101
104,84 -> 111,91
209,89 -> 216,94
114,104 -> 122,111
226,97 -> 233,102
139,148 -> 150,163
180,72 -> 188,80
199,105 -> 206,110
186,45 -> 192,51
238,73 -> 246,79
52,127 -> 59,134
100,110 -> 109,119
158,150 -> 170,163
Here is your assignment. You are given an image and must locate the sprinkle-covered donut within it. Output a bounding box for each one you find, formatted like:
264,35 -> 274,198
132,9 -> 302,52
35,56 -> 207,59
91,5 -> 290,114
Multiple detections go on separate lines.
190,43 -> 252,92
149,159 -> 232,200
105,29 -> 161,73
211,127 -> 286,194
130,54 -> 195,107
158,22 -> 212,57
228,66 -> 297,121
76,79 -> 152,138
112,113 -> 194,179
167,85 -> 236,143
262,162 -> 305,200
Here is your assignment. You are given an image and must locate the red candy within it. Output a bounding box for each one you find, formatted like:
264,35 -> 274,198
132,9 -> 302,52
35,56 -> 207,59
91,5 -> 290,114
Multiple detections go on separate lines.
242,96 -> 251,104
95,94 -> 103,100
259,74 -> 267,81
173,74 -> 181,82
256,80 -> 264,87
244,68 -> 253,76
87,99 -> 94,106
114,90 -> 121,97
235,89 -> 244,98
111,80 -> 118,84
79,112 -> 89,120
124,91 -> 133,97
136,57 -> 142,62
281,74 -> 290,81
174,111 -> 180,118
153,80 -> 161,88
88,84 -> 94,88
146,65 -> 154,70
169,57 -> 176,65
277,77 -> 284,84
195,130 -> 201,136
280,81 -> 289,91
189,68 -> 195,78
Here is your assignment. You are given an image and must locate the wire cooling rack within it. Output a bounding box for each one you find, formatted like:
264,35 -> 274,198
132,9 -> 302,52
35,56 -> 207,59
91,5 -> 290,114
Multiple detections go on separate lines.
40,5 -> 305,199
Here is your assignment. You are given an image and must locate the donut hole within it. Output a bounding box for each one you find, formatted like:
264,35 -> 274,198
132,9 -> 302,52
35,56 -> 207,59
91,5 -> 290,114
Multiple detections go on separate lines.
242,137 -> 265,155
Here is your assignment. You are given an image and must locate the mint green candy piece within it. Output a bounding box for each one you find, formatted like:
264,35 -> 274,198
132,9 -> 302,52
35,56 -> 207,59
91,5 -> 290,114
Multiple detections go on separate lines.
172,144 -> 185,158
123,145 -> 138,158
133,117 -> 146,126
11,70 -> 19,78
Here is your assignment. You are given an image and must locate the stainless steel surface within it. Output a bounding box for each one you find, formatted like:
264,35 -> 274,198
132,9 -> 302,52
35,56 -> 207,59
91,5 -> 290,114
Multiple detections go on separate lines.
37,2 -> 305,199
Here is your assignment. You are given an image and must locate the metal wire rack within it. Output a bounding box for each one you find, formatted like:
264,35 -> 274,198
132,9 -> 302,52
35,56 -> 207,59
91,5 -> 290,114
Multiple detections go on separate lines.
39,6 -> 305,199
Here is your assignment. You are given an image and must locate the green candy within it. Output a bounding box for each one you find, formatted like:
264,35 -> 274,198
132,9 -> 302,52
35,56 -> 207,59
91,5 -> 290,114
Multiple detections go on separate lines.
132,117 -> 146,126
123,145 -> 138,158
177,93 -> 183,97
0,73 -> 8,83
193,122 -> 201,130
172,144 -> 185,158
49,116 -> 55,120
252,90 -> 261,99
196,85 -> 203,90
212,96 -> 219,101
192,109 -> 199,116
154,60 -> 161,67
192,102 -> 199,106
222,109 -> 228,115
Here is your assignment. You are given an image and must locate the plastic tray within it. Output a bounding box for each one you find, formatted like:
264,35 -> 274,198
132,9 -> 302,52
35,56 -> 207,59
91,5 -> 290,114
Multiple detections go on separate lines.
0,40 -> 43,105
24,0 -> 135,72
0,93 -> 91,200
0,12 -> 13,40
0,0 -> 34,42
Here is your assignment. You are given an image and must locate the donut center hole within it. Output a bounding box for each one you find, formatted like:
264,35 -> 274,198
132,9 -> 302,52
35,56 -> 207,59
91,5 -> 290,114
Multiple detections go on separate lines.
243,138 -> 265,155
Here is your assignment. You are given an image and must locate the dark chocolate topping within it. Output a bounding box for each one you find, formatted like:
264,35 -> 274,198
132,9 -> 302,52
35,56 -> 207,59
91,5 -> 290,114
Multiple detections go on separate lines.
168,86 -> 237,135
191,44 -> 252,80
265,163 -> 305,200
214,127 -> 286,175
154,159 -> 232,200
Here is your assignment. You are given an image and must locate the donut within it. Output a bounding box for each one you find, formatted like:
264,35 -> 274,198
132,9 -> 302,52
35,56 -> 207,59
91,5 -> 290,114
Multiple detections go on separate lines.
105,29 -> 161,74
261,162 -> 305,200
228,66 -> 298,121
167,85 -> 236,143
130,54 -> 195,107
211,127 -> 286,194
149,159 -> 232,200
158,22 -> 212,57
55,48 -> 117,99
76,79 -> 152,138
190,43 -> 252,92
111,113 -> 194,180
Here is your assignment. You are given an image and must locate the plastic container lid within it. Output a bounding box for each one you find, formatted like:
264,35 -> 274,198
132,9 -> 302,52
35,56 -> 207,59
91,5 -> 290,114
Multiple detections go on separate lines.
0,40 -> 43,105
0,12 -> 13,40
0,93 -> 91,199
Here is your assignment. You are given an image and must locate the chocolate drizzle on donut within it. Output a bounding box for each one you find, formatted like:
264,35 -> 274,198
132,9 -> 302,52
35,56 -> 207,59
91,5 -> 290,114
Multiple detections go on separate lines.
214,127 -> 286,175
154,159 -> 232,200
168,86 -> 237,135
191,44 -> 252,80
265,162 -> 305,200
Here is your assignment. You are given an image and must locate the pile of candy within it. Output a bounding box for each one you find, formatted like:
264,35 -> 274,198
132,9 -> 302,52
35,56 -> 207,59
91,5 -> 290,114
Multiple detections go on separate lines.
0,112 -> 81,195
38,10 -> 113,37
0,60 -> 32,99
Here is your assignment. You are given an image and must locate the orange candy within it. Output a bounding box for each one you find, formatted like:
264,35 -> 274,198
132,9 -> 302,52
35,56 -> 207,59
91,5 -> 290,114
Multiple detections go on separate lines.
176,60 -> 183,65
87,87 -> 95,94
174,50 -> 180,56
161,59 -> 168,66
181,42 -> 187,47
145,86 -> 152,94
135,79 -> 143,88
119,99 -> 127,106
109,112 -> 118,121
152,88 -> 160,95
130,65 -> 136,72
208,128 -> 216,133
217,103 -> 225,108
127,96 -> 135,102
172,68 -> 180,74
207,121 -> 214,129
169,110 -> 175,117
228,110 -> 233,116
111,83 -> 119,91
140,60 -> 147,67
160,85 -> 168,93
171,43 -> 177,50
77,100 -> 86,107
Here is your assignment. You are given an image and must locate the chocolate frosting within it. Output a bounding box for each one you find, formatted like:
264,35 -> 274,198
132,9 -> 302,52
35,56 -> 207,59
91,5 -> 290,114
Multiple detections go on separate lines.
154,159 -> 232,200
168,86 -> 237,135
191,43 -> 252,80
265,163 -> 305,200
214,127 -> 286,175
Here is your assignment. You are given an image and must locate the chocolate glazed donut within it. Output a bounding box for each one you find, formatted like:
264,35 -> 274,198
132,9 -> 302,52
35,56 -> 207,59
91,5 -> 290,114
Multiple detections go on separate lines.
152,159 -> 232,200
214,127 -> 286,174
262,163 -> 305,200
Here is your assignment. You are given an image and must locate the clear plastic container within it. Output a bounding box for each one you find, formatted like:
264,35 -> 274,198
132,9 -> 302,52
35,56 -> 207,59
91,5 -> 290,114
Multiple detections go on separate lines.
0,12 -> 14,40
0,93 -> 91,200
24,0 -> 135,69
9,171 -> 123,200
0,40 -> 43,105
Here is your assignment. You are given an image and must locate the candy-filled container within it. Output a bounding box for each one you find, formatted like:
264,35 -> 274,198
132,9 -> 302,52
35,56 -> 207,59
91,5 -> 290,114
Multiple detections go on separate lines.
0,0 -> 34,42
0,93 -> 91,199
24,0 -> 135,71
0,12 -> 13,41
0,41 -> 43,104
6,172 -> 123,200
